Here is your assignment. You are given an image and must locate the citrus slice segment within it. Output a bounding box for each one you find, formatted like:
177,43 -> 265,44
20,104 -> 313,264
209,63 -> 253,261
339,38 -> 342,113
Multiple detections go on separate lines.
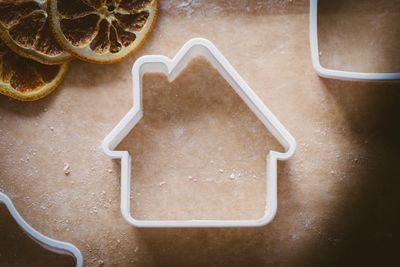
0,0 -> 71,65
0,39 -> 68,101
48,0 -> 159,64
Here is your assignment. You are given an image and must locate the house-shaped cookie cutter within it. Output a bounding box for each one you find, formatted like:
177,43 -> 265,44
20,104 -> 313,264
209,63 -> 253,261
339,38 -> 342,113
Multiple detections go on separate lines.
102,38 -> 296,228
309,0 -> 400,81
0,192 -> 83,266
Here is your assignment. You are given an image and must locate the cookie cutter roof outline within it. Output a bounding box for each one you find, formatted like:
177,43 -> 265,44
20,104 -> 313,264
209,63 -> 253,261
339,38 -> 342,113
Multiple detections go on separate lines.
102,37 -> 296,228
0,192 -> 83,267
309,0 -> 400,81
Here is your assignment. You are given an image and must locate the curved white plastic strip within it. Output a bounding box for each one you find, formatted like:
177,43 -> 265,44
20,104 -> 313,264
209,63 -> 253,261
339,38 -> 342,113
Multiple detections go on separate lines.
0,192 -> 83,267
102,38 -> 296,228
309,0 -> 400,81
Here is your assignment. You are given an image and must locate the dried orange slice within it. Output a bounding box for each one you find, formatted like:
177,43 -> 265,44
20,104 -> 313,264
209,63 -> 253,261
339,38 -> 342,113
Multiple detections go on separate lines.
0,0 -> 71,65
48,0 -> 159,64
0,39 -> 68,101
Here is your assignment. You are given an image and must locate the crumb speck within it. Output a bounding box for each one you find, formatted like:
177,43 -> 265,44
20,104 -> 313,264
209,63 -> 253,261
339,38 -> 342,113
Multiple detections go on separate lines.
159,181 -> 166,186
63,163 -> 71,175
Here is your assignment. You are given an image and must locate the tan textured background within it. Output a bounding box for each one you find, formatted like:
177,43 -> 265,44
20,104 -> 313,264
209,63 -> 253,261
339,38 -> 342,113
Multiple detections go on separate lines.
1,0 -> 400,266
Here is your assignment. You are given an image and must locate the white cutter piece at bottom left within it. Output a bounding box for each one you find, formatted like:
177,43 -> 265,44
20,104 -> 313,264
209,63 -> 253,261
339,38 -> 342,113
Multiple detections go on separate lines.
0,192 -> 83,267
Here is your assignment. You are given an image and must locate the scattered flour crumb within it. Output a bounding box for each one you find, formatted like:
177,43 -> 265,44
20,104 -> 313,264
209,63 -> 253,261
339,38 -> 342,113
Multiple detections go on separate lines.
229,171 -> 241,180
89,206 -> 98,214
107,169 -> 112,173
291,233 -> 300,240
159,181 -> 166,186
63,163 -> 71,175
188,175 -> 193,180
218,169 -> 224,173
173,127 -> 185,139
49,126 -> 54,131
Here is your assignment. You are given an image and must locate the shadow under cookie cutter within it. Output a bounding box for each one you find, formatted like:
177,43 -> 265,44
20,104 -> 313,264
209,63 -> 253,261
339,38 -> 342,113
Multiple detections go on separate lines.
102,37 -> 296,228
0,192 -> 83,267
309,0 -> 400,81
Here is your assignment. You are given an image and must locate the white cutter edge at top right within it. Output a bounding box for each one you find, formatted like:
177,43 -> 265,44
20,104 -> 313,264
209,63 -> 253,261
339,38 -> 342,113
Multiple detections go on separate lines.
309,0 -> 400,81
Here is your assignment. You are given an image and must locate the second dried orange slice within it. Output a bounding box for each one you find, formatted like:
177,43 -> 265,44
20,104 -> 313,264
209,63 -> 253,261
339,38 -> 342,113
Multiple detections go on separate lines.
48,0 -> 159,64
0,39 -> 68,101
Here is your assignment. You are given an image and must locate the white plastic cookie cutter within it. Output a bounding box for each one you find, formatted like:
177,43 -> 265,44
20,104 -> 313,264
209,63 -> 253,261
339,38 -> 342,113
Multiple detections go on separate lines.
102,38 -> 296,228
309,0 -> 400,81
0,192 -> 83,267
